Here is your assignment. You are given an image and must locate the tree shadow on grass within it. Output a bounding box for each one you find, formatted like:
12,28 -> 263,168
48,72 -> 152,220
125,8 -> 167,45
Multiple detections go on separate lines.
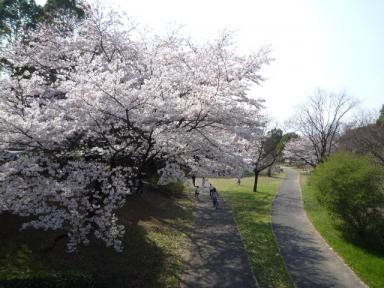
0,214 -> 166,288
0,187 -> 193,288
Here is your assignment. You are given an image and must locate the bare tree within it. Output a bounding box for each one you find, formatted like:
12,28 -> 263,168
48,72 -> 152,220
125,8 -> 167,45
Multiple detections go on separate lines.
345,108 -> 379,130
338,124 -> 384,166
290,89 -> 358,166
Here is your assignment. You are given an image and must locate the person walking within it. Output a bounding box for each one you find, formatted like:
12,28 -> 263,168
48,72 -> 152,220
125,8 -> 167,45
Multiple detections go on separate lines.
194,186 -> 200,199
237,177 -> 241,185
209,184 -> 214,198
212,188 -> 219,209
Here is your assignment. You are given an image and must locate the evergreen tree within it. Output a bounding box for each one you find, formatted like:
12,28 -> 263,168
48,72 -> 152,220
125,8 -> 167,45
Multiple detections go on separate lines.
0,0 -> 43,42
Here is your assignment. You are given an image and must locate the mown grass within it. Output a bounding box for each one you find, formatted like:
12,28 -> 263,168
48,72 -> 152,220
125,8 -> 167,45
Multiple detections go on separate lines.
210,175 -> 294,288
300,173 -> 384,288
0,183 -> 195,288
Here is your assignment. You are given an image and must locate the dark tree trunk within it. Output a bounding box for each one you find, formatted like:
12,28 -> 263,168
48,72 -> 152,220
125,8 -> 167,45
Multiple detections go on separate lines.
43,233 -> 68,252
133,174 -> 144,196
253,170 -> 259,192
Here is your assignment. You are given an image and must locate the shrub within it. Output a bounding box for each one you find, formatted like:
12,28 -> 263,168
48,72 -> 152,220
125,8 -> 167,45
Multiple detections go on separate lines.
309,152 -> 384,246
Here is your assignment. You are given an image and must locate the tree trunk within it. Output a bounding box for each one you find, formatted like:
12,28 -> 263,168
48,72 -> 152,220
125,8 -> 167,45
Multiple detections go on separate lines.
43,233 -> 68,252
253,170 -> 259,192
134,174 -> 144,196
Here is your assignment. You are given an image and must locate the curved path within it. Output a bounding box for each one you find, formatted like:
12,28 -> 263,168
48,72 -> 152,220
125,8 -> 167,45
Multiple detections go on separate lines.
272,168 -> 367,288
181,180 -> 257,288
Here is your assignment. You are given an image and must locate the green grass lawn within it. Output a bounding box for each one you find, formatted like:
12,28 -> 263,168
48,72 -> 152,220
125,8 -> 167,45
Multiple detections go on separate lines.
300,173 -> 384,288
0,183 -> 194,288
210,175 -> 294,288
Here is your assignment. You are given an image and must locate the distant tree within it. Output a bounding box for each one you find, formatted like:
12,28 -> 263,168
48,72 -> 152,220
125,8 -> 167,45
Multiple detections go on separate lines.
250,128 -> 288,192
289,89 -> 357,166
377,104 -> 384,126
284,136 -> 317,167
344,108 -> 378,131
338,124 -> 384,166
281,132 -> 298,143
337,105 -> 384,165
264,129 -> 285,177
0,0 -> 43,42
0,0 -> 85,73
44,0 -> 85,19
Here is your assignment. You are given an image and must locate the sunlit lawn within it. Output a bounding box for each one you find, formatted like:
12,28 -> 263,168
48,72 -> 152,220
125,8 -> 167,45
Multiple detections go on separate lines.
300,173 -> 384,288
0,184 -> 194,288
210,175 -> 294,288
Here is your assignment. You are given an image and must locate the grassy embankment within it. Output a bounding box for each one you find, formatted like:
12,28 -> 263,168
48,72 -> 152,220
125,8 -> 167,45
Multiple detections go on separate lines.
0,181 -> 194,288
300,172 -> 384,288
210,174 -> 294,288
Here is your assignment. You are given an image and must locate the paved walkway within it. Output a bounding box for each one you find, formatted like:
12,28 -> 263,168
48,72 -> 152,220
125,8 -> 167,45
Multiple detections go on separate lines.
272,168 -> 367,288
181,180 -> 257,288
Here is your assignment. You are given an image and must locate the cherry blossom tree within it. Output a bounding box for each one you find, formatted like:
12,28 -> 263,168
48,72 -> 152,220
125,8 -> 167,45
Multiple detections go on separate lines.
283,136 -> 318,167
0,3 -> 270,251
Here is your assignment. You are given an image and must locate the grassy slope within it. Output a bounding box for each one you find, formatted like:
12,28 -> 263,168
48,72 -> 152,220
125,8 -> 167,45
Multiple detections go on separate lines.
300,173 -> 384,288
210,175 -> 294,288
0,185 -> 194,288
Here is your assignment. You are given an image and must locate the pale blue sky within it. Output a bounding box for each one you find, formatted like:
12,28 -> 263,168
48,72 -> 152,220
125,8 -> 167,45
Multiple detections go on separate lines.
36,0 -> 384,123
